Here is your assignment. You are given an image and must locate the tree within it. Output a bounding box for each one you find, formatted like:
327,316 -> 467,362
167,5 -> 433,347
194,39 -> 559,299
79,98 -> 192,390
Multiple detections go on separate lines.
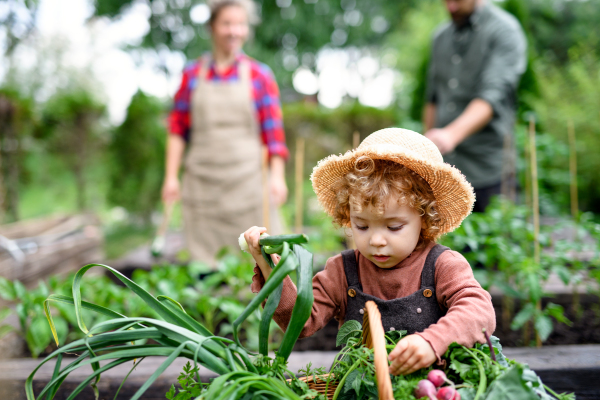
91,0 -> 421,86
40,87 -> 106,211
1,0 -> 40,58
0,86 -> 35,222
107,90 -> 166,224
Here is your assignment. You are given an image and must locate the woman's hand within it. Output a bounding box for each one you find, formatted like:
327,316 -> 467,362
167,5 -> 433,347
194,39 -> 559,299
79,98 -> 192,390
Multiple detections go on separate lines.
269,155 -> 287,207
243,226 -> 278,280
162,177 -> 180,204
270,175 -> 288,207
388,334 -> 437,375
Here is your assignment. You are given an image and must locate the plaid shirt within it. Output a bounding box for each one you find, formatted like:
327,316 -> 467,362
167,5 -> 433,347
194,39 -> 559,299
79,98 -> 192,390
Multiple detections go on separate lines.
168,53 -> 289,160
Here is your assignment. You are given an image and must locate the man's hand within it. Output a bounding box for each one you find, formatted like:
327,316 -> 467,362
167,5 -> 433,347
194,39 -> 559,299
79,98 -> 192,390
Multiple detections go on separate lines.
424,128 -> 458,155
388,334 -> 437,375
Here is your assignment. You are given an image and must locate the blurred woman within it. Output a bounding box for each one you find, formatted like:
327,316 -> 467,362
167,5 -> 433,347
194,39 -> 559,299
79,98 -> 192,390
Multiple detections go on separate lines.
163,0 -> 288,267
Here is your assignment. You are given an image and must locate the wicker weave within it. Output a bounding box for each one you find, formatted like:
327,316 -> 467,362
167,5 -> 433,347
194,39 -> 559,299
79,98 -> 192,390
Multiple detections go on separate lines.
295,301 -> 393,400
297,374 -> 338,400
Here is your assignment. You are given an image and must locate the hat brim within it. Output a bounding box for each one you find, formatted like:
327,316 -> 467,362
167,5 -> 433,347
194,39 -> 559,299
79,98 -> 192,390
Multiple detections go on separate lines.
310,143 -> 475,237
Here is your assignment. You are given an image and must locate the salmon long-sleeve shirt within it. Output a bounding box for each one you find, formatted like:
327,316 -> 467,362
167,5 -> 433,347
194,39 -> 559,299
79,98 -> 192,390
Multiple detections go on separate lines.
251,241 -> 496,359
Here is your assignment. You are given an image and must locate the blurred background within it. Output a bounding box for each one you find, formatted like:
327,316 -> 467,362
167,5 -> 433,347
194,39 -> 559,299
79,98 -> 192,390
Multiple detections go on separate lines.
1,0 -> 600,362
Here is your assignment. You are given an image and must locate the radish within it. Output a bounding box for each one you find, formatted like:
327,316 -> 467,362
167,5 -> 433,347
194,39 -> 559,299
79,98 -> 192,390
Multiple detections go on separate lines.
414,379 -> 437,400
427,370 -> 447,387
437,386 -> 461,400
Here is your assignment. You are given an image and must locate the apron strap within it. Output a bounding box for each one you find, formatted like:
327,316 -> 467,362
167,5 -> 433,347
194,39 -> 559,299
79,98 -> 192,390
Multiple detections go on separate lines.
342,249 -> 363,290
238,59 -> 251,85
199,55 -> 211,81
420,244 -> 449,289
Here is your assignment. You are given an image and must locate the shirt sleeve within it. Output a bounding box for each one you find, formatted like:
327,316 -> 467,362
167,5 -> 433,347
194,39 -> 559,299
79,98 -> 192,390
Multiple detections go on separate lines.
168,63 -> 196,141
415,250 -> 496,362
475,23 -> 527,115
250,254 -> 347,338
425,45 -> 437,104
253,64 -> 289,160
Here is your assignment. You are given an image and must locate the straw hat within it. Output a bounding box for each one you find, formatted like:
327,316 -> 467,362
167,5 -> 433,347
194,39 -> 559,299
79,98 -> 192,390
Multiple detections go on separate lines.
310,128 -> 475,236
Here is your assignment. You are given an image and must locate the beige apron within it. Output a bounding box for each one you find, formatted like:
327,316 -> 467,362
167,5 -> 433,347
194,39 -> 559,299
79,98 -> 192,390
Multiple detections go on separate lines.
182,56 -> 281,266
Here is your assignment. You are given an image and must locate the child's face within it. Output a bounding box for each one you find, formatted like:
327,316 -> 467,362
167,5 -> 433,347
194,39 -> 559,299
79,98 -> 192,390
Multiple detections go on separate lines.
349,197 -> 424,269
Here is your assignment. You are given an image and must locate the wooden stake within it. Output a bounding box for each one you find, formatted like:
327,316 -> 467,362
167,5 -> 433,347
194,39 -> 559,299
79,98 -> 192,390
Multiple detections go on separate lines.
295,137 -> 305,234
568,120 -> 579,222
344,131 -> 361,250
524,129 -> 532,213
529,117 -> 542,348
568,120 -> 581,316
529,117 -> 540,265
157,201 -> 176,238
262,147 -> 270,232
501,132 -> 516,202
353,131 -> 360,149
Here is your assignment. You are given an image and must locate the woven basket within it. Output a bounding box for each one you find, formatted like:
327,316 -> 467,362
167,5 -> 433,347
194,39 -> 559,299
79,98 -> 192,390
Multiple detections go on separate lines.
295,301 -> 393,400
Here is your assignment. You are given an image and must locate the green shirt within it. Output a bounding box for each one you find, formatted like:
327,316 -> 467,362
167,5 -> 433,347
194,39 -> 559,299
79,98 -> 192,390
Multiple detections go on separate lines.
426,3 -> 526,188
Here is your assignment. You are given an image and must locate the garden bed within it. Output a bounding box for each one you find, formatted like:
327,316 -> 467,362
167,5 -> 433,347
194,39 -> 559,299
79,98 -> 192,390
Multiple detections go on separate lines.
1,346 -> 599,400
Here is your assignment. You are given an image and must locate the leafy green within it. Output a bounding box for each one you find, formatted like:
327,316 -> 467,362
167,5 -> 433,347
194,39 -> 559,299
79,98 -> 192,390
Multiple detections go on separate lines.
336,320 -> 362,347
483,365 -> 539,400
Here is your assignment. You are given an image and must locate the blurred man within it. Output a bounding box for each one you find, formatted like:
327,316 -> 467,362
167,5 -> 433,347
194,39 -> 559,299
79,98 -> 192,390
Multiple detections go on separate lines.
424,0 -> 526,212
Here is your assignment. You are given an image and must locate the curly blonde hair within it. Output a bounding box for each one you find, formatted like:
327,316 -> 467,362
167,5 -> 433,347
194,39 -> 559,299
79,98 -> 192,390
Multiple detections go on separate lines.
333,157 -> 442,248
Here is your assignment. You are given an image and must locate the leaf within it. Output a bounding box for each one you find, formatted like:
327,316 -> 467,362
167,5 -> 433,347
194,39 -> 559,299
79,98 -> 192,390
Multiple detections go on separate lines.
544,303 -> 571,325
458,387 -> 476,400
340,369 -> 360,400
0,307 -> 11,321
166,385 -> 176,399
484,365 -> 539,400
385,329 -> 407,344
510,303 -> 536,330
336,320 -> 362,347
0,277 -> 15,301
551,265 -> 572,285
26,316 -> 52,358
526,271 -> 543,303
534,314 -> 553,342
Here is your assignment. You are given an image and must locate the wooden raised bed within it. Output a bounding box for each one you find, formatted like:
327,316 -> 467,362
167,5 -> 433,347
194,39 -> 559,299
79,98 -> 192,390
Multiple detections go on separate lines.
0,214 -> 104,288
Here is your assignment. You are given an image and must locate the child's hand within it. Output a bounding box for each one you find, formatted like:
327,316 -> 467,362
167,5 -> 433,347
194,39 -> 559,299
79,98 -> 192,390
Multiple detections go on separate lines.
388,334 -> 436,375
242,226 -> 279,280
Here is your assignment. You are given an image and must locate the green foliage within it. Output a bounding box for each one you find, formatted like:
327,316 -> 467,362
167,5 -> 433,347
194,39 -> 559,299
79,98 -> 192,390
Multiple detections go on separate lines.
165,362 -> 205,400
283,101 -> 397,180
91,0 -> 423,85
0,85 -> 36,222
0,278 -> 65,358
27,235 -> 313,400
108,90 -> 167,223
532,50 -> 600,212
441,197 -> 600,343
39,86 -> 106,210
335,319 -> 362,347
0,250 -> 276,357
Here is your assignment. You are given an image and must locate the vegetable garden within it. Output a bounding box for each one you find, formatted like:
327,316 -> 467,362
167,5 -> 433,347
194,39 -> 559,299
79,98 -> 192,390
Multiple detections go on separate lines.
18,235 -> 576,400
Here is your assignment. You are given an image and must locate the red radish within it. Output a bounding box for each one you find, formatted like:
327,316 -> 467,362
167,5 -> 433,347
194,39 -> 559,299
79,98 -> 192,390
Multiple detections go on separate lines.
437,386 -> 461,400
427,370 -> 447,387
414,379 -> 437,400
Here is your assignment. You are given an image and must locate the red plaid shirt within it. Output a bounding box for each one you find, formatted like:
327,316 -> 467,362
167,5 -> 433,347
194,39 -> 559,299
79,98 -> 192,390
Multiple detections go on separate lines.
168,53 -> 289,160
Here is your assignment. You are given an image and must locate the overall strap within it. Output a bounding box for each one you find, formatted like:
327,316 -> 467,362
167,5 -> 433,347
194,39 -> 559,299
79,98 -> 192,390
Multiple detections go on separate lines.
341,249 -> 362,290
420,244 -> 449,289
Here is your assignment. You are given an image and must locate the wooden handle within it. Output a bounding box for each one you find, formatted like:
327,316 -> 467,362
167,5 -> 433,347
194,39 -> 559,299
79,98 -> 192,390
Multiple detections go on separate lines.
157,201 -> 175,237
362,301 -> 393,400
